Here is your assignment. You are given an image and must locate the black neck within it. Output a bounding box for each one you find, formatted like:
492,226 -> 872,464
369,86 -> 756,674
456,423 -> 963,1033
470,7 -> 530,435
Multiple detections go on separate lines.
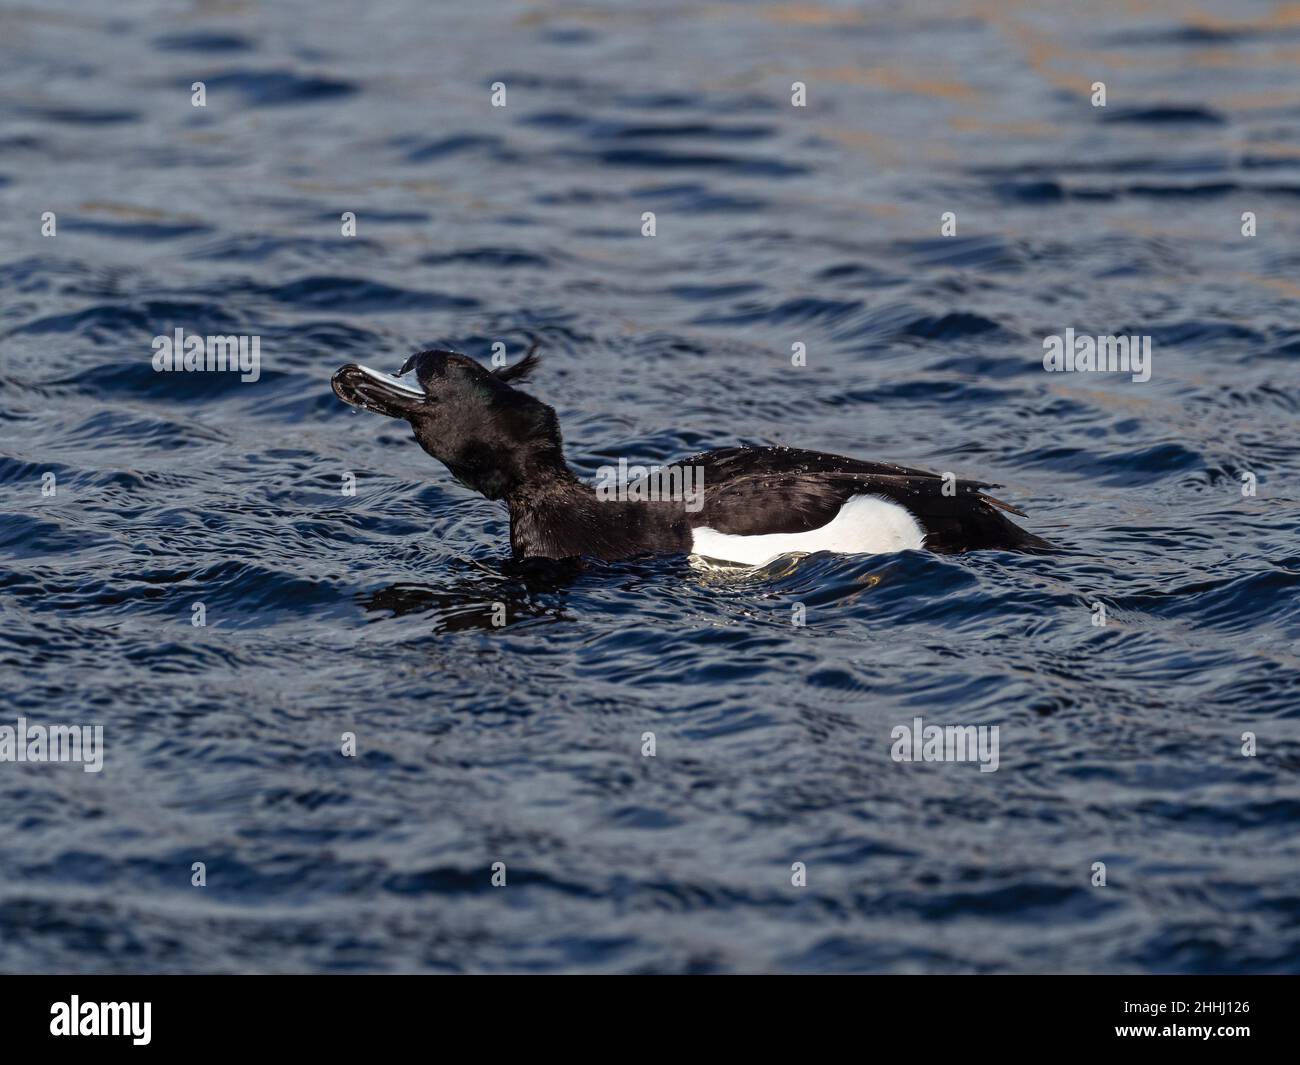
505,474 -> 688,562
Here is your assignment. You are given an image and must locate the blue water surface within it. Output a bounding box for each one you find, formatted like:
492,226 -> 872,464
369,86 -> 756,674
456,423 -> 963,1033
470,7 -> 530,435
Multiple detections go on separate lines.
1,0 -> 1298,973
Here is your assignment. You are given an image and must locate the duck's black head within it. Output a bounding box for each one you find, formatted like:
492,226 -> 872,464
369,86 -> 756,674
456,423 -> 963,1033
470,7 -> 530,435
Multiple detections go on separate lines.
331,347 -> 567,500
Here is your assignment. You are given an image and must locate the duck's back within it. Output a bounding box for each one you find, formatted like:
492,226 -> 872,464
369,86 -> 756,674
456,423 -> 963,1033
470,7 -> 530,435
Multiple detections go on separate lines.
681,446 -> 1050,557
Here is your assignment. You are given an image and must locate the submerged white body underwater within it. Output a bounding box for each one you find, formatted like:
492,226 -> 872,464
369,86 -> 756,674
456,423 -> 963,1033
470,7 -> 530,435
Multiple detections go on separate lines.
690,493 -> 925,566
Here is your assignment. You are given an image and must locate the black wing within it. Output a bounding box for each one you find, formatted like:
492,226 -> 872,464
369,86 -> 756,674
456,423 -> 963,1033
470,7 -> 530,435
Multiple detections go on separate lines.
683,447 -> 1050,553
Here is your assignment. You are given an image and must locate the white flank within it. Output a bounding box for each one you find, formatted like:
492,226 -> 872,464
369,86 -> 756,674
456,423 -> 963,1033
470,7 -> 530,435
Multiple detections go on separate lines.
690,494 -> 925,566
